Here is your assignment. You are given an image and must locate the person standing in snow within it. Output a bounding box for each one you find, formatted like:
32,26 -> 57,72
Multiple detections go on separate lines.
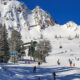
52,72 -> 56,80
69,59 -> 72,67
38,62 -> 40,66
33,66 -> 36,73
70,60 -> 72,67
57,59 -> 60,65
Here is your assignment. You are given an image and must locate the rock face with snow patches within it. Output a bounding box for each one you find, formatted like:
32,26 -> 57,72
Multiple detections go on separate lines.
0,0 -> 55,34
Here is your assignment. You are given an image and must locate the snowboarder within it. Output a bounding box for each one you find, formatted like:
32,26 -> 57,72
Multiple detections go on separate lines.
33,66 -> 36,73
52,72 -> 56,80
57,59 -> 60,65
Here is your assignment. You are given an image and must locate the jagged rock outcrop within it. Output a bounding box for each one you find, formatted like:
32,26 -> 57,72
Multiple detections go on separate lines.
0,0 -> 55,34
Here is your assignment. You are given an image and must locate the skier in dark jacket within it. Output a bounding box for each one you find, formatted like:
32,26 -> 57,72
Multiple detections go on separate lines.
52,72 -> 56,80
69,59 -> 72,67
38,62 -> 40,66
33,66 -> 36,73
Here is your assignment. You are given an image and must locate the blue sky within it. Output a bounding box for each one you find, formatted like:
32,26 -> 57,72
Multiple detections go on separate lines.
19,0 -> 80,25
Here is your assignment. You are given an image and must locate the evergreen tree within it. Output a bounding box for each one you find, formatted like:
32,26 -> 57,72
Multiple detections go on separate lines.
0,24 -> 9,63
28,41 -> 35,59
9,29 -> 25,62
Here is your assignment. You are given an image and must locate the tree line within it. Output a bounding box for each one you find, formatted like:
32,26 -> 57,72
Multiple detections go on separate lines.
0,24 -> 25,63
0,23 -> 51,63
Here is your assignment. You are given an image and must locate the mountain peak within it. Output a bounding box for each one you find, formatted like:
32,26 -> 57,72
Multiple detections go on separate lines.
0,0 -> 55,35
67,21 -> 77,25
35,6 -> 40,9
33,5 -> 43,12
65,21 -> 78,28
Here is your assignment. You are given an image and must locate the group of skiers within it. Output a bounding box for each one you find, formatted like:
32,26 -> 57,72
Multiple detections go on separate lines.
57,59 -> 75,67
33,59 -> 76,80
33,62 -> 56,80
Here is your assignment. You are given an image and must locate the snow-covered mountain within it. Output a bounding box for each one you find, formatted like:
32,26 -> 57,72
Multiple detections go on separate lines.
0,0 -> 55,35
1,0 -> 80,62
0,0 -> 80,41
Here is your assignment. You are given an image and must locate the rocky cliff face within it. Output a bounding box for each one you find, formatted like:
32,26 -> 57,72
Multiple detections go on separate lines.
0,0 -> 55,34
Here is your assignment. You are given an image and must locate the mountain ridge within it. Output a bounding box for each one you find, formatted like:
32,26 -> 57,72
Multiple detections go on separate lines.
0,0 -> 79,42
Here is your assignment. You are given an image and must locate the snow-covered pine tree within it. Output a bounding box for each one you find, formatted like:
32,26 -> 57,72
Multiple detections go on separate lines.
0,24 -> 9,63
9,29 -> 24,62
28,41 -> 35,59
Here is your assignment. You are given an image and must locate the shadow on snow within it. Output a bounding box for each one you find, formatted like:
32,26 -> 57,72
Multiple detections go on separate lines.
0,66 -> 80,80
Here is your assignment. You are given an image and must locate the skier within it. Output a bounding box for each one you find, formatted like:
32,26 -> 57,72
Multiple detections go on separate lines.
69,59 -> 72,67
57,59 -> 60,65
33,66 -> 36,73
52,72 -> 56,80
38,62 -> 40,66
